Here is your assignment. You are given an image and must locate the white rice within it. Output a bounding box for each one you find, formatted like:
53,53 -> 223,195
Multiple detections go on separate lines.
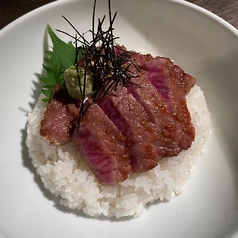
26,85 -> 211,218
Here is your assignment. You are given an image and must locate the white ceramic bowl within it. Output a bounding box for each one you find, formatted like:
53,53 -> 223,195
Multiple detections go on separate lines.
0,0 -> 237,237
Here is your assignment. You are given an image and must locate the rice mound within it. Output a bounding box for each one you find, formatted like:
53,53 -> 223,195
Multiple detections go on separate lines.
26,85 -> 211,218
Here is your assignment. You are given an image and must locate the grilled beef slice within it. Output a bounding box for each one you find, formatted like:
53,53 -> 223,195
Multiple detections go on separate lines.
126,53 -> 196,157
97,85 -> 159,173
142,56 -> 196,151
40,85 -> 79,145
73,102 -> 131,185
126,74 -> 182,157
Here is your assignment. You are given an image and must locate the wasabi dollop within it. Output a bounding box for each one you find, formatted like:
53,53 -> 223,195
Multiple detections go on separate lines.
64,65 -> 92,101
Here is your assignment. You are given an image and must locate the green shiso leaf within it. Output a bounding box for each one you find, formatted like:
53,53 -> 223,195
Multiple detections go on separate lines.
40,24 -> 81,103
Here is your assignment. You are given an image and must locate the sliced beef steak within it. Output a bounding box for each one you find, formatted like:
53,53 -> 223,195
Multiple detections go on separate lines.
142,56 -> 196,151
40,85 -> 79,145
73,102 -> 131,185
97,85 -> 159,173
126,75 -> 182,157
127,52 -> 196,156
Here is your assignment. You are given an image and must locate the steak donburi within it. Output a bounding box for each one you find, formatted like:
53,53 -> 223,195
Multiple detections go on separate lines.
40,50 -> 196,185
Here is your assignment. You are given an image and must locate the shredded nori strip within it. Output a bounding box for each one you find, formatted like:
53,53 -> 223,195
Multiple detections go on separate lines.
57,0 -> 139,127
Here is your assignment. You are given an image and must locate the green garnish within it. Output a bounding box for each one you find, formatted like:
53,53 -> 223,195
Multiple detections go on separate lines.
40,24 -> 81,102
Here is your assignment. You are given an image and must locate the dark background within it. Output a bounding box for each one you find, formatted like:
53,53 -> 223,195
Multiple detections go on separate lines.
0,0 -> 238,29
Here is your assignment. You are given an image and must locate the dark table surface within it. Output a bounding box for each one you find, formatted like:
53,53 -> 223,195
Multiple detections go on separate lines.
0,0 -> 238,30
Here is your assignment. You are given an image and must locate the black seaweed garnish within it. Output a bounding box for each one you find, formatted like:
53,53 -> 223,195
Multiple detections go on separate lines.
57,0 -> 139,127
